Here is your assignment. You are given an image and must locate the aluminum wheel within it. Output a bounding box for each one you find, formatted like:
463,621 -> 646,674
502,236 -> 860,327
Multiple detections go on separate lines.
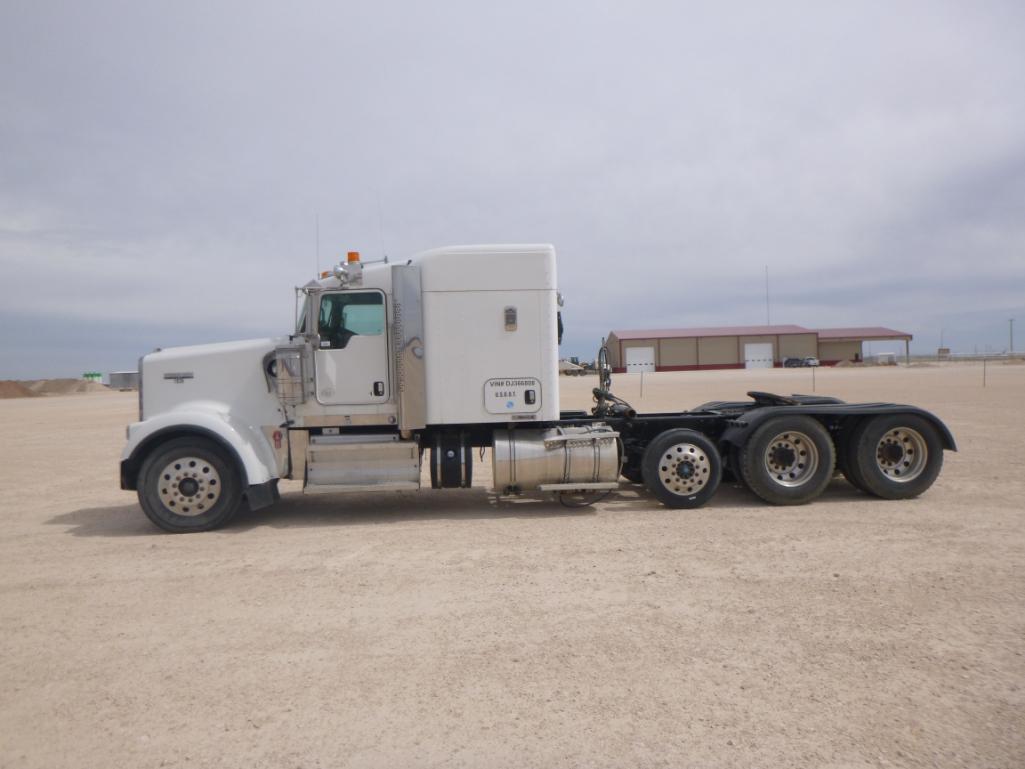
156,456 -> 222,516
657,442 -> 713,496
762,431 -> 820,487
874,427 -> 928,482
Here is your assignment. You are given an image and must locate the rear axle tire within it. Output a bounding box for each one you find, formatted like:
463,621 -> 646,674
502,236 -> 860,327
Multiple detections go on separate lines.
849,415 -> 943,499
740,416 -> 835,505
641,429 -> 722,509
137,437 -> 243,533
726,448 -> 748,489
837,421 -> 870,492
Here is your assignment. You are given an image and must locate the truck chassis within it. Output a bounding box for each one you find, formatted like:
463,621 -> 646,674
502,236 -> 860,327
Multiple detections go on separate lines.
426,359 -> 955,511
121,365 -> 956,532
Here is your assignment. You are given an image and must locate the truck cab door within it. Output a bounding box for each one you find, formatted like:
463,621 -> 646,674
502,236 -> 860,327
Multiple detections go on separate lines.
314,289 -> 390,405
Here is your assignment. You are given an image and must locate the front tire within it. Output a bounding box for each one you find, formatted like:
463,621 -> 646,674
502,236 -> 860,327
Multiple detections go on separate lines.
849,415 -> 943,499
740,416 -> 835,505
641,429 -> 722,509
137,437 -> 243,533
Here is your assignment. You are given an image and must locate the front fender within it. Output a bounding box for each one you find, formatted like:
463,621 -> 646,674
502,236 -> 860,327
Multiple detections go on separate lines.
121,406 -> 281,489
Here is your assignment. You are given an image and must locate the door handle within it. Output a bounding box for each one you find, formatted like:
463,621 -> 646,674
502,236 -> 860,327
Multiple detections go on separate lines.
373,381 -> 385,396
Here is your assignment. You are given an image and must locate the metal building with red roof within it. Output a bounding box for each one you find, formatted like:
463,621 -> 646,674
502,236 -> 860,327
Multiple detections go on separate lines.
605,325 -> 912,372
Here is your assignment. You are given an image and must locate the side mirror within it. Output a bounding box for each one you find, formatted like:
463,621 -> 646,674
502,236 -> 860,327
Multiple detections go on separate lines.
598,339 -> 612,393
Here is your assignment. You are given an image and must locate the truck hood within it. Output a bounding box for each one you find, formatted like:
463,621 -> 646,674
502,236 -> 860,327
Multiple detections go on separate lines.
141,337 -> 288,424
145,337 -> 285,364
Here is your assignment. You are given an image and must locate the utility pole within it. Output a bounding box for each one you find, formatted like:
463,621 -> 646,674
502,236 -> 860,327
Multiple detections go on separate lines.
1011,318 -> 1015,353
764,266 -> 770,326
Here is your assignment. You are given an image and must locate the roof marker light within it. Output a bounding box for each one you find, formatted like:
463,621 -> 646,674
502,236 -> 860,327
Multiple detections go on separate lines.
347,251 -> 360,263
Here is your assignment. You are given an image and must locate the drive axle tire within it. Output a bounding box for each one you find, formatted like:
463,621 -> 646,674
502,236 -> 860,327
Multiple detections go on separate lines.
740,416 -> 835,505
726,448 -> 748,489
839,443 -> 869,492
849,415 -> 943,500
641,429 -> 722,509
137,437 -> 243,533
836,421 -> 869,492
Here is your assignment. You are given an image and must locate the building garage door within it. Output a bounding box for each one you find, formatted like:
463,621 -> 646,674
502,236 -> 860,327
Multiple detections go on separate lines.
625,346 -> 656,372
744,343 -> 773,369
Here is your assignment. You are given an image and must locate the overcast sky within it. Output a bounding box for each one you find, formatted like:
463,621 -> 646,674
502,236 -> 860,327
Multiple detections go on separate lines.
2,1 -> 1023,377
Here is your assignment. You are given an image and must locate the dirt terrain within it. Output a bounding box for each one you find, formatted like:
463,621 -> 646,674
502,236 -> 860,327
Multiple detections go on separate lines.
1,364 -> 1022,768
0,382 -> 37,399
0,379 -> 110,398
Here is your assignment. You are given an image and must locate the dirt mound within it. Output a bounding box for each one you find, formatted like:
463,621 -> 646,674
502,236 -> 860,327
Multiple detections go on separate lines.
2,379 -> 111,398
0,381 -> 39,399
22,379 -> 110,395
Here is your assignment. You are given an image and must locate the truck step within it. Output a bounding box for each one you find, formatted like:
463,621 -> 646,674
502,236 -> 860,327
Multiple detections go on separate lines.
305,434 -> 420,491
303,481 -> 421,495
537,481 -> 620,492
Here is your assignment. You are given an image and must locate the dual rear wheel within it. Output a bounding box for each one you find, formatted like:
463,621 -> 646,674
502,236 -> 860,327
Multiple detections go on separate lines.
739,415 -> 836,505
841,414 -> 943,499
642,414 -> 943,509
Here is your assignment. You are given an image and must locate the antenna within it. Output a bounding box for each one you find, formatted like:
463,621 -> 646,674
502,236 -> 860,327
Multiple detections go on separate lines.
376,191 -> 387,260
315,213 -> 320,278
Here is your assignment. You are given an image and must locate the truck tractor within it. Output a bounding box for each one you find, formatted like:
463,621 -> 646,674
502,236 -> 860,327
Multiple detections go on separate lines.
119,244 -> 955,533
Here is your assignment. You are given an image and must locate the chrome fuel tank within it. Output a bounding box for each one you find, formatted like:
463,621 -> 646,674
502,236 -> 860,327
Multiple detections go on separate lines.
491,425 -> 620,492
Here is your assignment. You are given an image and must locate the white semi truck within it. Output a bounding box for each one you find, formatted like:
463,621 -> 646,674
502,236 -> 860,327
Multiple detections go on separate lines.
120,244 -> 955,532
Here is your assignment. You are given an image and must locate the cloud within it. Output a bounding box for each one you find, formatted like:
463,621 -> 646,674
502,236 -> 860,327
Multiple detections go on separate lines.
2,0 -> 1024,376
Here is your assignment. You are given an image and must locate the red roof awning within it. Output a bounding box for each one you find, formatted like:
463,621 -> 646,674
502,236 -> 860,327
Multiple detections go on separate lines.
815,327 -> 912,341
610,325 -> 814,340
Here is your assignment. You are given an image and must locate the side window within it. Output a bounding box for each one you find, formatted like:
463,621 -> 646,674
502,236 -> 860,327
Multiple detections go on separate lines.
317,292 -> 385,349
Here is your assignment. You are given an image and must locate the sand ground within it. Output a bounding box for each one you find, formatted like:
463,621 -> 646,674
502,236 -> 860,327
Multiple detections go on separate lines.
1,364 -> 1022,768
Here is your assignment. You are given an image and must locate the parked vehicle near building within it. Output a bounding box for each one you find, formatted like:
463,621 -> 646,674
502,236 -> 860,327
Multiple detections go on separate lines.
784,356 -> 820,367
